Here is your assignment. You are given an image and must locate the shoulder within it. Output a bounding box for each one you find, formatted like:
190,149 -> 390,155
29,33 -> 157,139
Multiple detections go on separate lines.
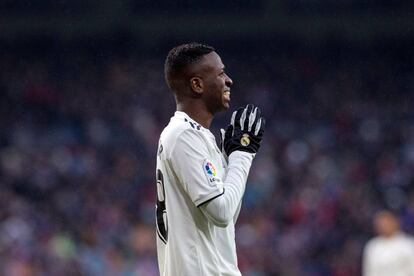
160,113 -> 207,157
364,237 -> 381,252
396,233 -> 414,247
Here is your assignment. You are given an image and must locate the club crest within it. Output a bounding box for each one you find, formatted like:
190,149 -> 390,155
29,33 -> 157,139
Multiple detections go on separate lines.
241,133 -> 250,146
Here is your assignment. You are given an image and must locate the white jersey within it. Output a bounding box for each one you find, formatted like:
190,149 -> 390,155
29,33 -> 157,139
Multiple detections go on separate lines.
156,111 -> 242,276
363,232 -> 414,276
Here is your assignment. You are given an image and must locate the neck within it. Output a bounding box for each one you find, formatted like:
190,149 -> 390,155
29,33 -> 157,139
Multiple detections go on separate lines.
177,101 -> 214,129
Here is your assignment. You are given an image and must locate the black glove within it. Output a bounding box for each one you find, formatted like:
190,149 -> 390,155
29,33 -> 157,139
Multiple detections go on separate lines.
220,104 -> 265,155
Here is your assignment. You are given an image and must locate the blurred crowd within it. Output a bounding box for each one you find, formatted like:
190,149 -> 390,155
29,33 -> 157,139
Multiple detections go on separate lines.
1,44 -> 414,276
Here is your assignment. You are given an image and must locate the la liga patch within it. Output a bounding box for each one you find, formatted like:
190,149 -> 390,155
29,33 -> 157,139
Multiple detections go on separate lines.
205,161 -> 217,176
203,159 -> 220,185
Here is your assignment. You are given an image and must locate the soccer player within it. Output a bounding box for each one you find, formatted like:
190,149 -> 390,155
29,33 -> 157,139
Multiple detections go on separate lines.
155,42 -> 265,275
363,210 -> 414,276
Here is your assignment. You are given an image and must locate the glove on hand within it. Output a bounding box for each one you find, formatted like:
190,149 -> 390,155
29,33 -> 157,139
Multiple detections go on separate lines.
220,104 -> 265,156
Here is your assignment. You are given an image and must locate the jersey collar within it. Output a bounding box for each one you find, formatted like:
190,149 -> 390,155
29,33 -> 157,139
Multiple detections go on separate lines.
174,111 -> 208,131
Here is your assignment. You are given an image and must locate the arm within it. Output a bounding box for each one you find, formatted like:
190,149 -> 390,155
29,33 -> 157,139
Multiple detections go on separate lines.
170,105 -> 264,227
200,151 -> 253,227
201,104 -> 265,227
233,201 -> 242,223
170,129 -> 225,208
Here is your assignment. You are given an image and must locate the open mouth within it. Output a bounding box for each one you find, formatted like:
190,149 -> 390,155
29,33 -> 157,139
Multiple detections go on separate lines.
223,91 -> 231,100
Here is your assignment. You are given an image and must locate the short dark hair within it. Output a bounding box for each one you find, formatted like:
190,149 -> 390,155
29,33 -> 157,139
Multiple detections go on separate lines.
164,42 -> 215,91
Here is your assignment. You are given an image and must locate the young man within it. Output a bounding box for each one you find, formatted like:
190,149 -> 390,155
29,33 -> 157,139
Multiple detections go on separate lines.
156,42 -> 265,275
363,210 -> 414,276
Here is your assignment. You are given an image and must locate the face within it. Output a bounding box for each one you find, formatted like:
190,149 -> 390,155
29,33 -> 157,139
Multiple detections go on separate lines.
374,211 -> 400,237
196,51 -> 233,113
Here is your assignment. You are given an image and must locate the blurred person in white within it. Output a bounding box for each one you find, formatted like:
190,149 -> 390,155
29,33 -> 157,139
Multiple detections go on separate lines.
363,210 -> 414,276
155,43 -> 265,275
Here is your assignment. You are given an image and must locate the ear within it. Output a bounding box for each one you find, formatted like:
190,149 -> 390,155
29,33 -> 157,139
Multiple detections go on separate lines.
190,77 -> 203,95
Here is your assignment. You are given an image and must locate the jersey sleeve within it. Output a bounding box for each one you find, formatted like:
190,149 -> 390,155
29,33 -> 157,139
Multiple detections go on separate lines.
169,129 -> 224,207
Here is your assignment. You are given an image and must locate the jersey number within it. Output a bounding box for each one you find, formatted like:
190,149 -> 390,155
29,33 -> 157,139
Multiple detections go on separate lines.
156,169 -> 168,243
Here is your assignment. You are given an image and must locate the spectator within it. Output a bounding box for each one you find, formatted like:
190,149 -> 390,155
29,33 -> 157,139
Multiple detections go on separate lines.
363,210 -> 414,276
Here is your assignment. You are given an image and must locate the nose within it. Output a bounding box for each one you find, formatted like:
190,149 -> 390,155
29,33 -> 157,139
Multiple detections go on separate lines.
225,74 -> 233,86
